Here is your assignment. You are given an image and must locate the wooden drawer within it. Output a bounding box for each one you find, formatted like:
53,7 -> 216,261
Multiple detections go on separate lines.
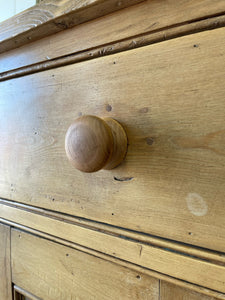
1,27 -> 225,252
11,229 -> 222,300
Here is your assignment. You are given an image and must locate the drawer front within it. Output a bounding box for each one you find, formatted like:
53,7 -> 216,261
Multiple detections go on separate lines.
11,229 -> 159,300
1,27 -> 225,252
11,230 -> 223,300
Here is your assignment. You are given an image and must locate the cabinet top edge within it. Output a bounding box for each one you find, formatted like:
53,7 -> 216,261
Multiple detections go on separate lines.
0,0 -> 144,55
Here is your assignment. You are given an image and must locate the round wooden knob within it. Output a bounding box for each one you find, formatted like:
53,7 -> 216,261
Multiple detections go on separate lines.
65,115 -> 128,172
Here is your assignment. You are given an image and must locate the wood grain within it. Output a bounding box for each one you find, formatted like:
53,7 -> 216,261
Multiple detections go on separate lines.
1,0 -> 225,73
1,202 -> 225,293
1,28 -> 225,253
0,223 -> 12,300
0,0 -> 144,55
160,281 -> 221,300
11,229 -> 160,300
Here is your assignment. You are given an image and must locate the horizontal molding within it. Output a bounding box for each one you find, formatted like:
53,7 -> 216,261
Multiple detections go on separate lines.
1,13 -> 225,82
0,0 -> 144,55
0,198 -> 225,295
1,199 -> 224,266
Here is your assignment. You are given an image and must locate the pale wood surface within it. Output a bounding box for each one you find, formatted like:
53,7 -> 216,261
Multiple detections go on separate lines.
1,0 -> 225,73
0,0 -> 143,55
1,202 -> 225,293
1,28 -> 225,252
0,223 -> 12,300
11,229 -> 160,300
161,281 -> 221,300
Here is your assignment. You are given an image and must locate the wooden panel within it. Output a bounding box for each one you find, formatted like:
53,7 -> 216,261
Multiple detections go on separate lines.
0,223 -> 12,300
160,281 -> 220,300
0,0 -> 143,55
1,28 -> 225,252
11,229 -> 159,300
2,201 -> 225,293
1,0 -> 225,73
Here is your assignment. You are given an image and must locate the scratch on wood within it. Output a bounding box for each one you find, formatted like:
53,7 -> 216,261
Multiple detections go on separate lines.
113,176 -> 134,182
139,245 -> 143,257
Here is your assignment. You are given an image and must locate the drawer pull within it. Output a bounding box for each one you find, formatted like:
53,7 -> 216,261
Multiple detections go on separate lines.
65,116 -> 128,172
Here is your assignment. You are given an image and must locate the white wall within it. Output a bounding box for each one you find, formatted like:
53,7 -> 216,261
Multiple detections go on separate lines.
0,0 -> 36,23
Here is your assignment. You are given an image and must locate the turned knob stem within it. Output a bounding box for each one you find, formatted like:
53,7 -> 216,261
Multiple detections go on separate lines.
65,115 -> 128,172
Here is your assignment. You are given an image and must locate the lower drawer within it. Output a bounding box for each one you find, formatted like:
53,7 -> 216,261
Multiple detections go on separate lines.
11,229 -> 222,300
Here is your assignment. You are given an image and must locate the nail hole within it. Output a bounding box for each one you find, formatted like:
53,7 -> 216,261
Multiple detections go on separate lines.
106,104 -> 112,112
139,107 -> 149,113
136,275 -> 141,279
146,137 -> 154,146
